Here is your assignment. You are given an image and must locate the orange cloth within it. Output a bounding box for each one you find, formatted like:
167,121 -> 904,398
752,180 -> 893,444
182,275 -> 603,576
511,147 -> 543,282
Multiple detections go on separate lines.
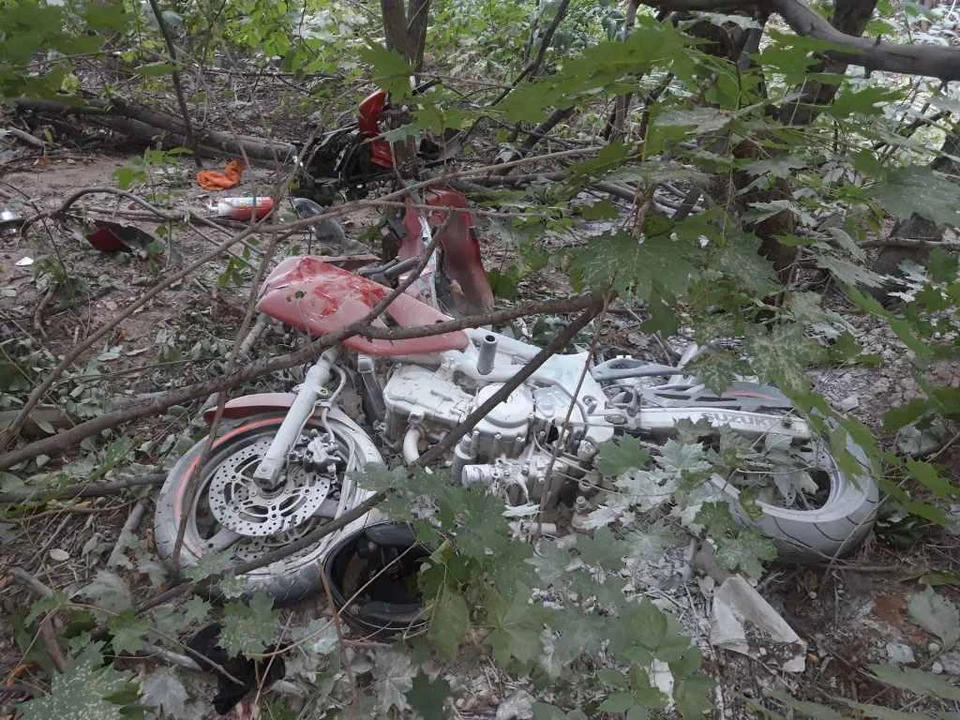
196,159 -> 245,190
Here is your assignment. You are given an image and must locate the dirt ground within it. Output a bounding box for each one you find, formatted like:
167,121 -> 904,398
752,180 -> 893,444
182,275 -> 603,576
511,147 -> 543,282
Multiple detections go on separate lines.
1,148 -> 960,719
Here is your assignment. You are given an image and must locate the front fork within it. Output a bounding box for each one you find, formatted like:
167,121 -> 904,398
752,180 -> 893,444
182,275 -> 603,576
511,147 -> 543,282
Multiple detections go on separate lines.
252,348 -> 338,491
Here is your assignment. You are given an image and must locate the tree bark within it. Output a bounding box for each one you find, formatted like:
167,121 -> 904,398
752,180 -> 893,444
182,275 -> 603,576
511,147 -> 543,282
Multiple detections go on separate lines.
381,0 -> 411,60
406,0 -> 431,71
780,0 -> 879,125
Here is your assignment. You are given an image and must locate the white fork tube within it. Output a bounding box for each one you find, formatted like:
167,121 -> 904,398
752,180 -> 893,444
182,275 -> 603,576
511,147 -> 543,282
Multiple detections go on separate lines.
253,350 -> 336,488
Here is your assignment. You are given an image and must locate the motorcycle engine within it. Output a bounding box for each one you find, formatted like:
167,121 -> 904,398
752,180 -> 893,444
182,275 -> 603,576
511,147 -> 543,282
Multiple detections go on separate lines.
381,363 -> 613,511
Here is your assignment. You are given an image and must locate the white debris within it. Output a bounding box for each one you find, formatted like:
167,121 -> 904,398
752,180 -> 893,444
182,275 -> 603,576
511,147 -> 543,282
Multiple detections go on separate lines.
495,689 -> 534,720
15,256 -> 33,267
836,394 -> 860,412
710,575 -> 807,673
885,642 -> 916,665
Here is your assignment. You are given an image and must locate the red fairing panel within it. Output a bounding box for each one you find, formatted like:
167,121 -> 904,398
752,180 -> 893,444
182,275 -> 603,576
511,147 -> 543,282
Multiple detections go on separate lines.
358,90 -> 394,169
257,256 -> 470,356
398,190 -> 494,315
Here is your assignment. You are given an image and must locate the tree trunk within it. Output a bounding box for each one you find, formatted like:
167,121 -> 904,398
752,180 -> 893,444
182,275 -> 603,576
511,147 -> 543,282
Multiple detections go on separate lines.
871,123 -> 960,301
380,0 -> 411,60
406,0 -> 431,71
780,0 -> 878,125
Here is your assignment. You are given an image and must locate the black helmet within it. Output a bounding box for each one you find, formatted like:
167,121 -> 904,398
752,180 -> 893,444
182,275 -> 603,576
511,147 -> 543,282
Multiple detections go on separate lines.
322,522 -> 430,638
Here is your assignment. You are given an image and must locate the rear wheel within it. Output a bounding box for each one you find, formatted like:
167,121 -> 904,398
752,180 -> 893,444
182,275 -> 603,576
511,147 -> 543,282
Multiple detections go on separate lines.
153,410 -> 384,603
706,426 -> 879,559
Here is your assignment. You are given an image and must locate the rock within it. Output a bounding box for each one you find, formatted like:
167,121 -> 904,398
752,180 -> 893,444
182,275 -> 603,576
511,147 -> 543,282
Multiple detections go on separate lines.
495,690 -> 534,720
896,418 -> 950,458
932,662 -> 944,675
940,651 -> 960,676
886,642 -> 916,665
836,395 -> 860,412
929,642 -> 941,653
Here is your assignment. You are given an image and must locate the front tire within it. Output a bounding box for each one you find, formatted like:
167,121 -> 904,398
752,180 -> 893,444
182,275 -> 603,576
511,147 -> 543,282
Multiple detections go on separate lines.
153,410 -> 384,603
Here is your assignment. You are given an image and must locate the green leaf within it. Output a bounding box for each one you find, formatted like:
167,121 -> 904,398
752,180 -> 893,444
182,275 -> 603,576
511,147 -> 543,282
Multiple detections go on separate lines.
687,351 -> 745,394
674,675 -> 714,720
183,597 -> 211,626
140,668 -> 188,718
374,649 -> 414,714
694,502 -> 738,537
576,527 -> 626,571
907,587 -> 960,649
597,437 -> 651,477
406,671 -> 450,720
883,397 -> 932,431
868,664 -> 960,701
713,528 -> 777,579
133,61 -> 176,77
822,85 -> 902,119
598,692 -> 635,713
568,143 -> 631,181
872,167 -> 960,226
19,645 -> 134,720
657,439 -> 711,475
358,44 -> 413,101
428,589 -> 469,659
486,584 -> 544,666
580,199 -> 620,220
219,593 -> 279,657
107,611 -> 149,655
182,551 -> 233,582
113,165 -> 145,190
745,322 -> 821,392
928,247 -> 958,283
907,460 -> 959,498
527,543 -> 574,587
568,231 -> 695,300
80,570 -> 132,613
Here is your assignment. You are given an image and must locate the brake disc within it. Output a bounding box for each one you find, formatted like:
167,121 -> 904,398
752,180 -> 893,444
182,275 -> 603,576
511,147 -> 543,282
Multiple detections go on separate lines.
207,436 -> 331,537
234,518 -> 322,563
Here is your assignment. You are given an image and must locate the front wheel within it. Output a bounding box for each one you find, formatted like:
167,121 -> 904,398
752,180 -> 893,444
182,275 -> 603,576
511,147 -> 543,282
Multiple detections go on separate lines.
153,409 -> 384,603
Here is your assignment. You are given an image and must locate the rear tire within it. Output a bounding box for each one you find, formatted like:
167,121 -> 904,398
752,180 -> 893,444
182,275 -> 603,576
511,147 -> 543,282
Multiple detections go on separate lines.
708,428 -> 879,559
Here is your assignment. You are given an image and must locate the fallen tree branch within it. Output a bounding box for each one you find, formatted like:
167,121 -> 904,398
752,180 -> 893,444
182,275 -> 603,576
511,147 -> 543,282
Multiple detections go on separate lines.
4,127 -> 47,149
3,146 -> 601,453
15,97 -> 296,163
0,294 -> 600,470
0,474 -> 165,504
643,0 -> 960,81
360,292 -> 601,340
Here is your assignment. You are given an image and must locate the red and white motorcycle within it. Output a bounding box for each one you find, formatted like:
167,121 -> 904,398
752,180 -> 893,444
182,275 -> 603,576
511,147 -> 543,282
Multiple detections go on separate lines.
153,241 -> 879,602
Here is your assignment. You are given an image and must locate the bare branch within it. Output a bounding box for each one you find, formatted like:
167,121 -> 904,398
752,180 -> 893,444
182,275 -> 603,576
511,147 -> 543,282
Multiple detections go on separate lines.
144,0 -> 201,166
644,0 -> 960,81
0,293 -> 600,470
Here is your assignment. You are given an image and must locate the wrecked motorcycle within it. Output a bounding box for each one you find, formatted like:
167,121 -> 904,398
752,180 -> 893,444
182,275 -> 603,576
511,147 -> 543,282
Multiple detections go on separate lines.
153,253 -> 879,603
